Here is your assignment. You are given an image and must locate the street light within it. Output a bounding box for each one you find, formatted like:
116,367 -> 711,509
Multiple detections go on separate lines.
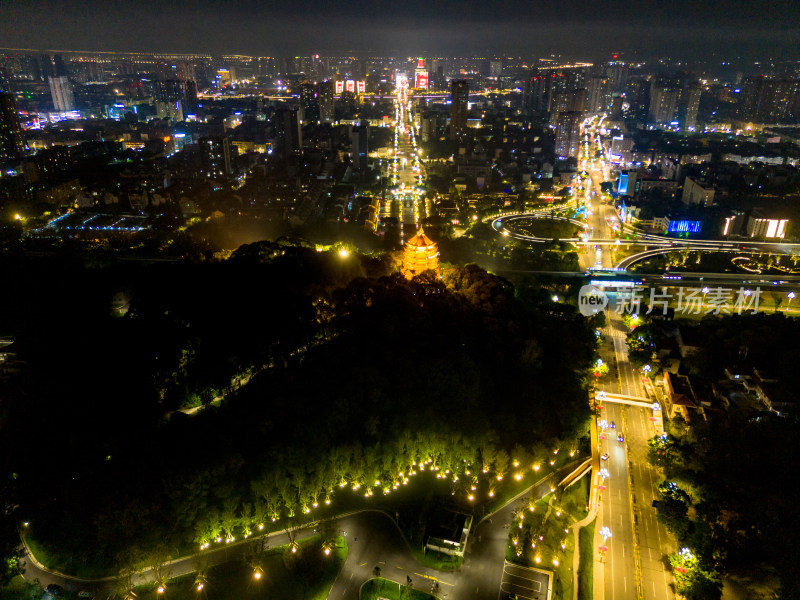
787,291 -> 796,312
600,526 -> 612,543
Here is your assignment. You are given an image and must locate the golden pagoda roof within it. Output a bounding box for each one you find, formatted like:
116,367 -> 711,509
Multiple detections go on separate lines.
406,228 -> 435,248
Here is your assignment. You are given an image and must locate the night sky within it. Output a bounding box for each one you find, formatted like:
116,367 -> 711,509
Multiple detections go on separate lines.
1,0 -> 799,59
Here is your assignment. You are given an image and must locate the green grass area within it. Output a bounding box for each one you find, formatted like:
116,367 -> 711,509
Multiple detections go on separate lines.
512,218 -> 582,240
132,535 -> 347,600
23,535 -> 115,580
505,476 -> 591,600
0,576 -> 44,600
360,577 -> 438,600
577,517 -> 596,600
410,548 -> 463,571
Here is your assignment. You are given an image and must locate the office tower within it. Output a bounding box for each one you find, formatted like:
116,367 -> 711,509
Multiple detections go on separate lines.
318,80 -> 334,122
554,111 -> 582,159
489,60 -> 503,77
200,137 -> 232,178
48,76 -> 75,112
274,106 -> 302,158
0,92 -> 26,163
299,82 -> 320,123
587,76 -> 610,113
351,120 -> 369,170
449,79 -> 469,141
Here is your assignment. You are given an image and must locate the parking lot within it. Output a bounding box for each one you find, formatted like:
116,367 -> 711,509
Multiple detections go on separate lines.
498,561 -> 552,600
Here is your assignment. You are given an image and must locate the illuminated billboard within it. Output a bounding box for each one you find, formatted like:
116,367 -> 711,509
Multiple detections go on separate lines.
617,173 -> 628,195
335,81 -> 344,94
415,72 -> 428,89
667,220 -> 701,234
357,80 -> 366,94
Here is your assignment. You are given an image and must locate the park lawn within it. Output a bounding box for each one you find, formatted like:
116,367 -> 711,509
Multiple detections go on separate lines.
578,517 -> 596,600
133,535 -> 347,600
360,577 -> 437,600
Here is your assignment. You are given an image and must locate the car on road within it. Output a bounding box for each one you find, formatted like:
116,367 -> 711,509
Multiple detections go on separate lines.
610,421 -> 616,429
601,453 -> 609,461
617,435 -> 624,442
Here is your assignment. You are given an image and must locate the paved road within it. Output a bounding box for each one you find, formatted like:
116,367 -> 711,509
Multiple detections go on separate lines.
594,314 -> 676,600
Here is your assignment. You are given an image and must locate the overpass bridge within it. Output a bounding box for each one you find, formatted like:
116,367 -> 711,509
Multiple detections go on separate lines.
595,391 -> 652,407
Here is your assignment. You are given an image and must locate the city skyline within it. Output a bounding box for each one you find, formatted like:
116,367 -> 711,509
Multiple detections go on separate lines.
1,0 -> 799,59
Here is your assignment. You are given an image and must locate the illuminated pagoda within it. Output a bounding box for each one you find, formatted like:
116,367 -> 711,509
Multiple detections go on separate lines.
402,228 -> 440,279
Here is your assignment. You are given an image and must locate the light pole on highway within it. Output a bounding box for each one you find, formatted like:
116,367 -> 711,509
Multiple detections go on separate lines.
787,291 -> 796,312
599,526 -> 612,559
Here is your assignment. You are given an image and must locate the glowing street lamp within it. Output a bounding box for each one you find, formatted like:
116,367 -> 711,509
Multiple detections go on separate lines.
787,291 -> 796,312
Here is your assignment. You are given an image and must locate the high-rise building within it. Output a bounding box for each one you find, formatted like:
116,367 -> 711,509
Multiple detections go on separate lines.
200,137 -> 232,179
549,89 -> 586,124
681,84 -> 702,129
627,78 -> 651,123
299,82 -> 320,123
0,92 -> 26,163
489,60 -> 503,77
318,80 -> 334,122
153,79 -> 197,107
738,76 -> 800,123
649,82 -> 679,125
587,76 -> 610,113
351,120 -> 369,170
554,111 -> 582,159
274,106 -> 302,158
449,79 -> 469,141
48,76 -> 75,112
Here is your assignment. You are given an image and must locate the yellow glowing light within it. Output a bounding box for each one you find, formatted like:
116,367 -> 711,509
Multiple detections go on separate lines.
468,495 -> 474,501
553,558 -> 559,566
197,583 -> 204,591
514,473 -> 522,481
258,524 -> 264,530
254,571 -> 262,580
157,587 -> 165,594
324,547 -> 331,556
535,556 -> 541,564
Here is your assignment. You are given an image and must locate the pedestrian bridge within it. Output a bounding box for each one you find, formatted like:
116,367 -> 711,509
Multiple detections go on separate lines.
596,391 -> 653,408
